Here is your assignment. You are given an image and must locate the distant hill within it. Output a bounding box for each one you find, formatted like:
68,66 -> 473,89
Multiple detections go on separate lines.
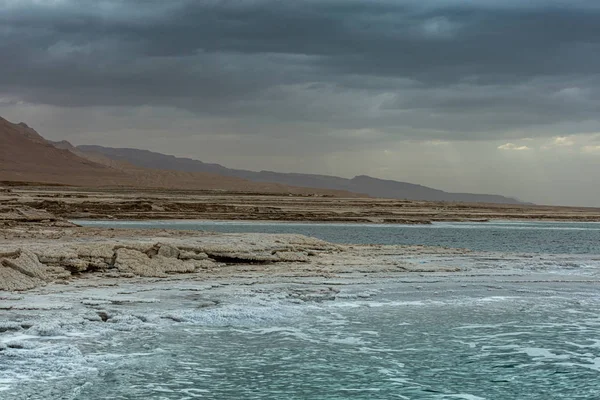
0,116 -> 131,186
2,115 -> 523,203
0,117 -> 359,197
75,145 -> 525,204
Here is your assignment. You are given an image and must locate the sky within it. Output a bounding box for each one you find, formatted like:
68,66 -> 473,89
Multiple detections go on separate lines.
1,0 -> 600,206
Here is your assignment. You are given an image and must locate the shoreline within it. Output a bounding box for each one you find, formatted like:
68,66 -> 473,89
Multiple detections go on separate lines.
72,217 -> 600,225
0,223 -> 470,292
2,221 -> 598,293
2,188 -> 600,293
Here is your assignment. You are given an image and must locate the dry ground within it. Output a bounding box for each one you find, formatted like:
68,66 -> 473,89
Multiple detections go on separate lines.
2,185 -> 600,224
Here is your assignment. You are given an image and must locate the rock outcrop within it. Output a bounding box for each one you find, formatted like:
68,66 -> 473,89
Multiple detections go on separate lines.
0,250 -> 50,291
0,203 -> 465,293
0,235 -> 340,291
0,265 -> 43,291
114,248 -> 199,277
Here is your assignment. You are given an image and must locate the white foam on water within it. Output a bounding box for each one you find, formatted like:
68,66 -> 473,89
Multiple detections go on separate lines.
0,378 -> 15,392
249,326 -> 319,343
1,333 -> 38,345
565,339 -> 600,349
435,395 -> 487,400
161,300 -> 305,327
1,343 -> 98,384
559,361 -> 600,372
326,301 -> 362,308
454,322 -> 518,330
180,387 -> 211,397
360,330 -> 379,336
28,322 -> 66,337
583,357 -> 600,372
328,335 -> 368,346
522,347 -> 571,360
358,346 -> 405,354
469,331 -> 533,340
328,295 -> 523,310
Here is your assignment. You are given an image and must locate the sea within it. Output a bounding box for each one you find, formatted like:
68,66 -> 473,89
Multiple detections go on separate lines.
75,220 -> 600,254
1,221 -> 599,399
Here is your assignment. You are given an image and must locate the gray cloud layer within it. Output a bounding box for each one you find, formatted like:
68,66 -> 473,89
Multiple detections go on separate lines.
2,0 -> 600,138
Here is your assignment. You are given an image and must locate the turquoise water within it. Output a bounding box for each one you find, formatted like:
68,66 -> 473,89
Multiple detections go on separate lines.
79,284 -> 600,399
2,221 -> 600,399
74,220 -> 600,254
4,279 -> 598,399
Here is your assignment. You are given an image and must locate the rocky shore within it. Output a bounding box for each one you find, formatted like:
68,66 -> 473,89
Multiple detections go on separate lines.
0,225 -> 469,292
0,201 -> 471,292
2,186 -> 599,293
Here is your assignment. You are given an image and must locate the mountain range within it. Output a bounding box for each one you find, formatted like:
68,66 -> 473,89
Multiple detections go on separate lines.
0,116 -> 356,196
71,144 -> 524,204
1,115 -> 524,203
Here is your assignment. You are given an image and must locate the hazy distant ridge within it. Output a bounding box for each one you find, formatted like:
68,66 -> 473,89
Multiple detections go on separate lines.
76,145 -> 525,204
0,116 -> 359,197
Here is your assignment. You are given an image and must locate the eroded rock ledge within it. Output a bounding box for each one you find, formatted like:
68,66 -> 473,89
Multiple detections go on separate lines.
0,234 -> 344,291
0,229 -> 468,292
0,204 -> 467,292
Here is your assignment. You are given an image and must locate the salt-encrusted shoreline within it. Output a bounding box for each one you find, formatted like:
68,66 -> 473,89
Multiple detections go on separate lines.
3,203 -> 599,294
0,203 -> 468,292
1,226 -> 469,292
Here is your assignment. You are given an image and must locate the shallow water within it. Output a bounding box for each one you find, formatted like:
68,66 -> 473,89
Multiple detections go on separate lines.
74,220 -> 600,254
2,221 -> 600,399
75,287 -> 600,399
2,278 -> 599,399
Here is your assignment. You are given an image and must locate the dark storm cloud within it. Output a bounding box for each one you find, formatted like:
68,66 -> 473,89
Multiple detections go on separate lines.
2,0 -> 600,139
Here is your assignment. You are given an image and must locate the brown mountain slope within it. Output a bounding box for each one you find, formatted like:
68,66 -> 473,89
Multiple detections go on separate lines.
1,117 -> 360,196
0,116 -> 132,186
